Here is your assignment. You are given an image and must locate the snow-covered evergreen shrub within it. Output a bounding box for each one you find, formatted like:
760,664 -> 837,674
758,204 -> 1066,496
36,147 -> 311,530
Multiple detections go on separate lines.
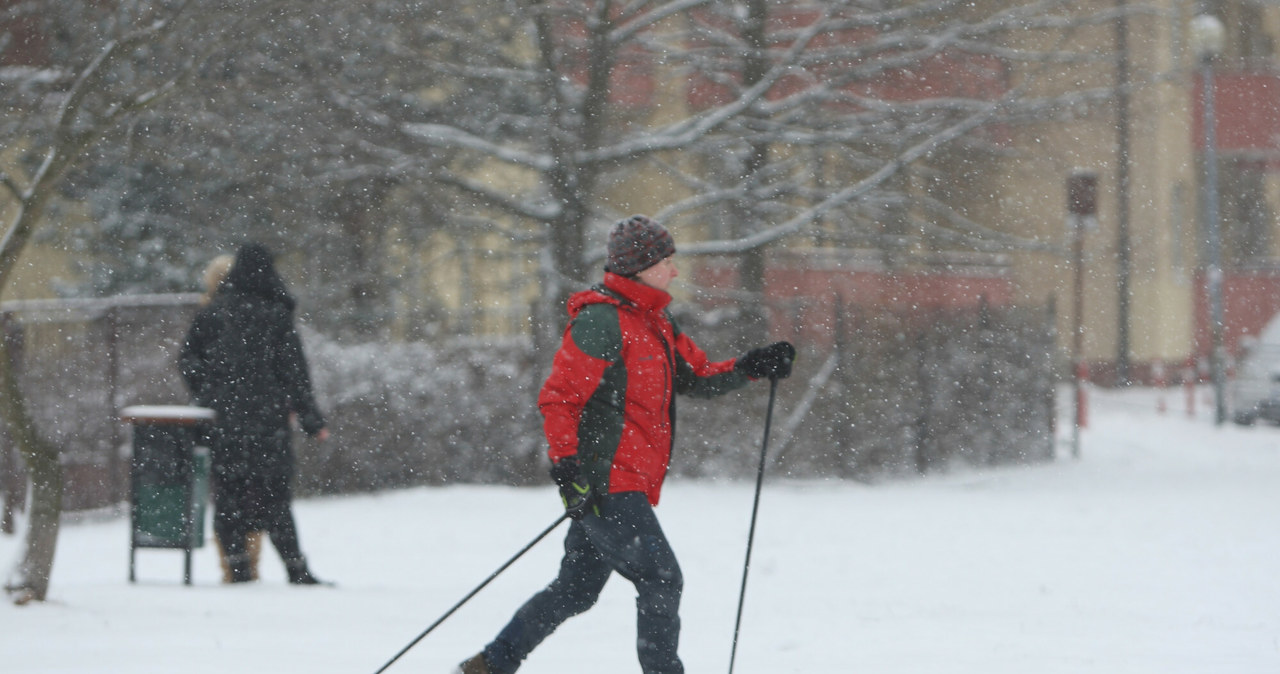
299,332 -> 545,494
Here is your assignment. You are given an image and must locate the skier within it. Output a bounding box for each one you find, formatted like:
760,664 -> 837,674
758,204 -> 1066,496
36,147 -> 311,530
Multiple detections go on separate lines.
457,215 -> 795,674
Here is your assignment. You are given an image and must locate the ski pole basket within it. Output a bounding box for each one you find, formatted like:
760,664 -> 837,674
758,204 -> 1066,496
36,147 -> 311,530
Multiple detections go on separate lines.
120,405 -> 214,585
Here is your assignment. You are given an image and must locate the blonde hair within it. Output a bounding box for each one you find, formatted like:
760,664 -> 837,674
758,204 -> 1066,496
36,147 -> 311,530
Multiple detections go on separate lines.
201,254 -> 235,304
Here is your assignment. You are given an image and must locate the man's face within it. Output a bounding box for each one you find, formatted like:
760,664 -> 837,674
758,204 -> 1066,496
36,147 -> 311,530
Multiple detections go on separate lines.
635,255 -> 678,291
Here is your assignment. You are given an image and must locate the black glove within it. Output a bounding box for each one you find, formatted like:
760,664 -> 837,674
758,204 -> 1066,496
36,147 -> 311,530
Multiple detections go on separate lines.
549,457 -> 599,520
735,341 -> 796,380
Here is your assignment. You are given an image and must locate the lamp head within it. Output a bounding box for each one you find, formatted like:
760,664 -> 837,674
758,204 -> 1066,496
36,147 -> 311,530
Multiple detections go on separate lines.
1189,14 -> 1225,59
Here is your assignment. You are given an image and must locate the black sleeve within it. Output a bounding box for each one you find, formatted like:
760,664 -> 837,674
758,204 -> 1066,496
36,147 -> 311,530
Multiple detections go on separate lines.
276,314 -> 326,436
178,311 -> 213,405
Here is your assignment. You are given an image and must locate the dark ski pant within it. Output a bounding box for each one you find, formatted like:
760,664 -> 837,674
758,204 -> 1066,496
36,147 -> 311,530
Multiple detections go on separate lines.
482,491 -> 684,674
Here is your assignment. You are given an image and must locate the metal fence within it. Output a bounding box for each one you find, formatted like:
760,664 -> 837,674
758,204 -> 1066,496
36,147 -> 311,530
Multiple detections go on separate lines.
673,299 -> 1058,481
1,294 -> 202,513
1,293 -> 1057,516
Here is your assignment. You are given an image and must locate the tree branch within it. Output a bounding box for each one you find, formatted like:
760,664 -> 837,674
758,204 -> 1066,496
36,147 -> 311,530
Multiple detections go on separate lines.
0,171 -> 22,201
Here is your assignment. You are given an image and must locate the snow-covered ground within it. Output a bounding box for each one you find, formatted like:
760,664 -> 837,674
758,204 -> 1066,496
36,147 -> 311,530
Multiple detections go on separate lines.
2,385 -> 1279,673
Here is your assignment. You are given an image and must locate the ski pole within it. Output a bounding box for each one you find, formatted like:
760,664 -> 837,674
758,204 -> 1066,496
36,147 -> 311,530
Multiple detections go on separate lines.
727,375 -> 779,674
372,511 -> 571,674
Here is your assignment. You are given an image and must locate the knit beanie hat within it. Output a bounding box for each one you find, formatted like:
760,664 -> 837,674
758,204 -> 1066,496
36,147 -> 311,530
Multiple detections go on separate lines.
606,214 -> 676,276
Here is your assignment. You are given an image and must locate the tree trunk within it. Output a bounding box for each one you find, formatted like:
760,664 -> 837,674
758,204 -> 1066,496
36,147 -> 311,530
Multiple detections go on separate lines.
0,0 -> 193,606
729,0 -> 773,351
9,451 -> 61,605
0,335 -> 62,605
1,172 -> 66,605
535,206 -> 587,355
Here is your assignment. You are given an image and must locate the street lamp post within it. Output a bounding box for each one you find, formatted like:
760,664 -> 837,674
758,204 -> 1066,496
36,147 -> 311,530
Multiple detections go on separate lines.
1191,13 -> 1227,426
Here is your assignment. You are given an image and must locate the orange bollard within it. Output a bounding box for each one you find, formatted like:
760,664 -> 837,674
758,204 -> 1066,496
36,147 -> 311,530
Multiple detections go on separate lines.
1154,359 -> 1167,414
1075,361 -> 1089,429
1184,359 -> 1197,418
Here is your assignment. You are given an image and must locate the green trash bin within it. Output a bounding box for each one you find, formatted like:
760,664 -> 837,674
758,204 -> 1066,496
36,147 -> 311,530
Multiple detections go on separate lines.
120,405 -> 214,585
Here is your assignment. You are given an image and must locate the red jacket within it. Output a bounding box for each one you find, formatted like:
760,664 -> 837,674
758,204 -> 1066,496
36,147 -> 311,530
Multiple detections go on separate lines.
539,273 -> 746,505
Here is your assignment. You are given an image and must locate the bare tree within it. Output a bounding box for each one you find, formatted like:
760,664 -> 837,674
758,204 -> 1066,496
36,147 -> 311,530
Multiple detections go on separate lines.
45,0 -> 480,340
0,0 -> 281,605
40,0 -> 1119,348
339,0 -> 1117,346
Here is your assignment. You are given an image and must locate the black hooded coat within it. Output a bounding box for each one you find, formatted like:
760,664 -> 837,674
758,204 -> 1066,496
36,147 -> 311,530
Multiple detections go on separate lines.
178,244 -> 326,485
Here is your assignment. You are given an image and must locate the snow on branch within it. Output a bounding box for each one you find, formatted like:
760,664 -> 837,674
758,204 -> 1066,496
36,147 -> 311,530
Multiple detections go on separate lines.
403,123 -> 555,171
580,3 -> 838,164
681,86 -> 1018,256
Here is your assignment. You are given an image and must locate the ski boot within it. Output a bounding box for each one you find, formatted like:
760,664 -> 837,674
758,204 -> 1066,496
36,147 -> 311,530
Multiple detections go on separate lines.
456,653 -> 490,674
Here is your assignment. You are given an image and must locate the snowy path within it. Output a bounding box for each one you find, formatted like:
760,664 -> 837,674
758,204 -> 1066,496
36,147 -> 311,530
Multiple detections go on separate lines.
2,386 -> 1279,673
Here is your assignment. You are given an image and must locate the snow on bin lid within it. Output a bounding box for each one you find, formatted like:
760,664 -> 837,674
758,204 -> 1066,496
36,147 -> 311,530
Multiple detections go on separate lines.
119,405 -> 215,424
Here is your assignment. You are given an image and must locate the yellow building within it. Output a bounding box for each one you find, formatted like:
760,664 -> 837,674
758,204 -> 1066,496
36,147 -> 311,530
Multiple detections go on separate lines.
997,0 -> 1280,383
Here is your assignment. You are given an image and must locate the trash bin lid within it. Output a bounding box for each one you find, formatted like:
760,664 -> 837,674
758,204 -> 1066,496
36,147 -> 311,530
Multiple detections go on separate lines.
119,405 -> 215,425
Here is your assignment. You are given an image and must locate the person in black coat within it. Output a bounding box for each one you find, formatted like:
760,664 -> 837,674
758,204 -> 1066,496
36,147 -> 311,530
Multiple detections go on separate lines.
179,243 -> 330,585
